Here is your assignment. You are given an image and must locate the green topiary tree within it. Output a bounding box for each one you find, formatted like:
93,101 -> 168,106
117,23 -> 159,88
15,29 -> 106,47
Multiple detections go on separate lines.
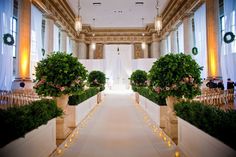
87,71 -> 106,91
149,53 -> 202,99
34,52 -> 88,97
130,70 -> 148,91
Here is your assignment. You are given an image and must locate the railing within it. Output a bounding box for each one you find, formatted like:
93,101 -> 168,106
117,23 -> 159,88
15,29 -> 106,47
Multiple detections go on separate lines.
0,89 -> 42,109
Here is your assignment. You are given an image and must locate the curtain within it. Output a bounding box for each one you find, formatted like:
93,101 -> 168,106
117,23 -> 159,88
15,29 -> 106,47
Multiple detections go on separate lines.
53,24 -> 59,51
132,58 -> 156,72
30,5 -> 42,79
221,0 -> 236,84
193,3 -> 207,79
104,45 -> 132,90
177,23 -> 184,53
166,34 -> 171,53
0,0 -> 13,90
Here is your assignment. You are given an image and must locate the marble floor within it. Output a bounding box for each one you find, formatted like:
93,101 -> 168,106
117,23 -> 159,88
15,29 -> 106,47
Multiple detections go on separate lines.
57,92 -> 180,157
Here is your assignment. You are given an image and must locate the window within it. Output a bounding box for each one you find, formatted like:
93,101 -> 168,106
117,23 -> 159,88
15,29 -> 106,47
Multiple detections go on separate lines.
11,0 -> 18,76
219,0 -> 236,53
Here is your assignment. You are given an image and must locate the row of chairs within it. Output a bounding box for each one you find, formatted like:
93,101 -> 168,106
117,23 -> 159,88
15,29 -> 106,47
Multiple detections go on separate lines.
194,89 -> 235,107
0,90 -> 41,109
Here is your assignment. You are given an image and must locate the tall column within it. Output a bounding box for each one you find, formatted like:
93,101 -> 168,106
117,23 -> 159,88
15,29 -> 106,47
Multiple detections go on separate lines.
143,43 -> 148,58
170,29 -> 178,52
12,0 -> 32,89
206,0 -> 220,78
44,16 -> 55,55
183,15 -> 194,54
71,39 -> 78,58
59,30 -> 67,52
151,33 -> 160,59
160,38 -> 167,56
78,34 -> 87,59
89,43 -> 95,59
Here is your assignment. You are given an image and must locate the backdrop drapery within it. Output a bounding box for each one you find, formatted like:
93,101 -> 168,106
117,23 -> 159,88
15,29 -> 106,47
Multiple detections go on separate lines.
193,3 -> 207,79
221,0 -> 236,84
104,45 -> 132,90
30,5 -> 43,79
0,0 -> 13,90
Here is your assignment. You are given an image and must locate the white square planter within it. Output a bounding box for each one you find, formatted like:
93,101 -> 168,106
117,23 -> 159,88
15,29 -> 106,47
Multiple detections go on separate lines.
0,118 -> 56,157
178,117 -> 236,157
138,96 -> 167,128
145,99 -> 167,128
68,95 -> 98,128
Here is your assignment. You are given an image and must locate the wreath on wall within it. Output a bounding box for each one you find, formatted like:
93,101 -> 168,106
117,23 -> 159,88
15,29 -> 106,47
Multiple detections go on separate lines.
192,47 -> 198,55
224,32 -> 235,44
3,33 -> 14,46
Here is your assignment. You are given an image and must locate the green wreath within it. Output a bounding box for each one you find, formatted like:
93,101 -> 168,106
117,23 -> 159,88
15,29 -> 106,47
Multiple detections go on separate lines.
3,33 -> 14,45
224,32 -> 235,44
192,47 -> 198,55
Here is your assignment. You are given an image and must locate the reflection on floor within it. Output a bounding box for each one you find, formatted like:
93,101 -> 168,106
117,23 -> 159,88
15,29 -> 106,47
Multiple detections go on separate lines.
53,91 -> 182,157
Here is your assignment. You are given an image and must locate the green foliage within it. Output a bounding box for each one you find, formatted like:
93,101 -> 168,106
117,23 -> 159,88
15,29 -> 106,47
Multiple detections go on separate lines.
130,70 -> 148,89
135,86 -> 166,105
149,53 -> 202,99
34,52 -> 88,97
0,99 -> 62,148
87,71 -> 106,91
68,87 -> 100,105
174,101 -> 236,150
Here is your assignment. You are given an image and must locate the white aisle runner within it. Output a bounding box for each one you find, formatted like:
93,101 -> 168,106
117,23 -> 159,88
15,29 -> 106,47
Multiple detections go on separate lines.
61,92 -> 177,157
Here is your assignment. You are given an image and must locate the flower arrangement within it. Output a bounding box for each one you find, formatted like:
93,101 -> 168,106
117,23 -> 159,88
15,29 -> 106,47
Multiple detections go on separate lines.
130,70 -> 148,87
87,71 -> 106,91
149,53 -> 202,99
34,52 -> 88,97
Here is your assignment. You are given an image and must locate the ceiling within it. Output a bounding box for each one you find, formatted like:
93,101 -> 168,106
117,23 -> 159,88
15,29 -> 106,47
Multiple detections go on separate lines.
66,0 -> 170,28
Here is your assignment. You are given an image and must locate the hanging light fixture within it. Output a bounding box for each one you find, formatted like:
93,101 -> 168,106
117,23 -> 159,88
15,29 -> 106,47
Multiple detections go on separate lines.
91,18 -> 96,50
141,18 -> 146,50
155,0 -> 162,33
75,0 -> 82,33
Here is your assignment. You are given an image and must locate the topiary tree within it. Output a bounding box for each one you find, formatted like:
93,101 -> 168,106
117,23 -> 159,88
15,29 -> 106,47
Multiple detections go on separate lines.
130,70 -> 148,91
34,52 -> 88,97
87,71 -> 106,91
149,53 -> 202,99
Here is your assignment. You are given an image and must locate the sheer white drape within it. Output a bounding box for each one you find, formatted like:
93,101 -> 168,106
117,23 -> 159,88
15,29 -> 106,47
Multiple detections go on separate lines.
132,58 -> 156,72
221,0 -> 236,83
104,45 -> 132,89
193,3 -> 207,79
0,0 -> 13,90
30,5 -> 42,79
53,25 -> 59,51
177,23 -> 184,53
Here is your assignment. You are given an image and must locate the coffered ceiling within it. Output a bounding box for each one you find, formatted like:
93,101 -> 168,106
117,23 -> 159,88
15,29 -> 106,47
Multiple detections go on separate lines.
66,0 -> 170,28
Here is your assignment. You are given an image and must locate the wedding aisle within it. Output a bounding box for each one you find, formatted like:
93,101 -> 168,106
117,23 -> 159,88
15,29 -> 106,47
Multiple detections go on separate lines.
61,91 -> 177,157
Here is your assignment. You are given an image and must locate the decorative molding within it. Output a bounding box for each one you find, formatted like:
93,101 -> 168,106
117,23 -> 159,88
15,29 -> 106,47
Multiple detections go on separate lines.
134,44 -> 144,59
94,44 -> 104,59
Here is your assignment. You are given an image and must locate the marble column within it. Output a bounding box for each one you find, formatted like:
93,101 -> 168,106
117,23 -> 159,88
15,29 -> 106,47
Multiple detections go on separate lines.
170,29 -> 178,53
44,16 -> 55,55
142,43 -> 148,58
89,43 -> 95,59
71,39 -> 78,58
59,29 -> 67,52
12,0 -> 32,89
160,38 -> 167,56
183,15 -> 194,54
151,33 -> 160,59
206,0 -> 220,78
78,34 -> 87,59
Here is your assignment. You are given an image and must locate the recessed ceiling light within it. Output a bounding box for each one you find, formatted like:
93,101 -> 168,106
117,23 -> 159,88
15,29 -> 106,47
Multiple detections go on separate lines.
93,2 -> 102,6
135,2 -> 144,6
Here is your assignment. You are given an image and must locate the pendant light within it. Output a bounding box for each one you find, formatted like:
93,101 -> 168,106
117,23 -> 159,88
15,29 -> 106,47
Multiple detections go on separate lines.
75,0 -> 82,33
155,0 -> 162,33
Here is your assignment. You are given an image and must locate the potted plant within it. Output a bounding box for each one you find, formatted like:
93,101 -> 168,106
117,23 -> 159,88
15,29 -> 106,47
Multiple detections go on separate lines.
34,52 -> 87,139
149,53 -> 202,142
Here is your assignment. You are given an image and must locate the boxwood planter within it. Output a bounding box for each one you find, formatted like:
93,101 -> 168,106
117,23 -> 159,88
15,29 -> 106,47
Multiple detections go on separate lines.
178,117 -> 236,157
0,119 -> 56,157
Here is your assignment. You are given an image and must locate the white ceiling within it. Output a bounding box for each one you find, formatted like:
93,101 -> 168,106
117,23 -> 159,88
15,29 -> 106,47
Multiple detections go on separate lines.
67,0 -> 170,28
